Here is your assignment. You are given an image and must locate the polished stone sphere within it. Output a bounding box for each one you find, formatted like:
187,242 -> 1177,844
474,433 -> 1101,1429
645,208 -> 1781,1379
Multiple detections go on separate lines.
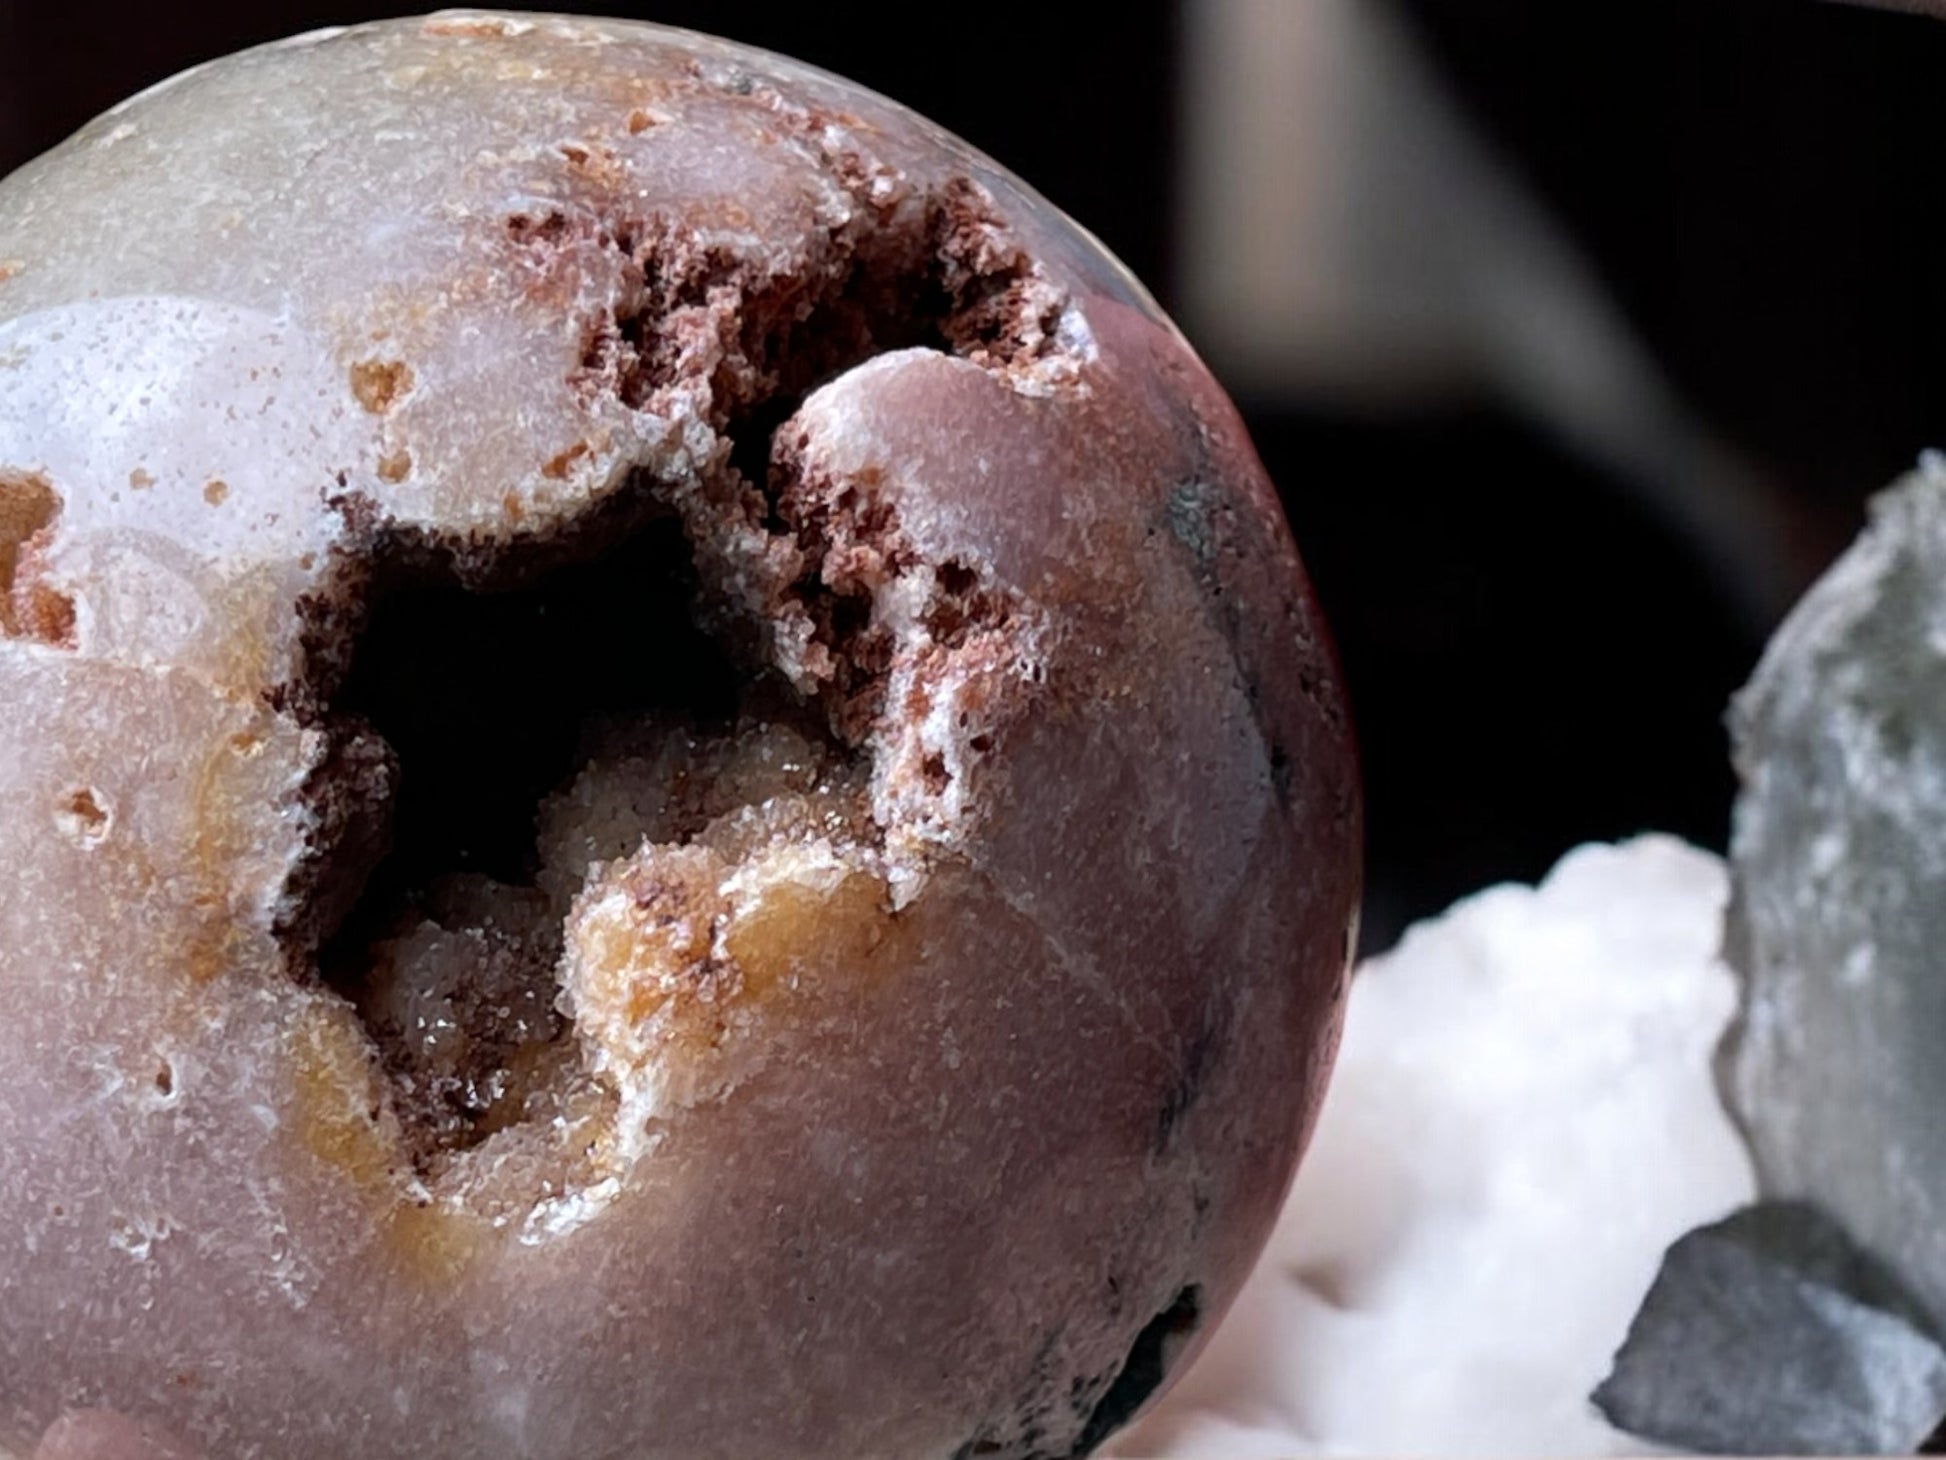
0,14 -> 1361,1458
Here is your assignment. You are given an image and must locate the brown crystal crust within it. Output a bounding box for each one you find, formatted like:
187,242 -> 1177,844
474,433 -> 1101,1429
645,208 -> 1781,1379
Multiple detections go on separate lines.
0,14 -> 1360,1460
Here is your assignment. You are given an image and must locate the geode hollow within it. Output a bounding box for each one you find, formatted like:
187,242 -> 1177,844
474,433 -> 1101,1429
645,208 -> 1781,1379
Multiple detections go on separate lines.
0,14 -> 1361,1460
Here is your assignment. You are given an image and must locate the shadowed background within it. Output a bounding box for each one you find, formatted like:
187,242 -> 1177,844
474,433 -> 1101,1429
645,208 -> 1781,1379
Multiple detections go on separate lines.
3,0 -> 1939,947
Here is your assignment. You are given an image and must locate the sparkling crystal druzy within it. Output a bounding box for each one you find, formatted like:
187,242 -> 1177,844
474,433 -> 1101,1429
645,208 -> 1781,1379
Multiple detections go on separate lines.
0,15 -> 1360,1460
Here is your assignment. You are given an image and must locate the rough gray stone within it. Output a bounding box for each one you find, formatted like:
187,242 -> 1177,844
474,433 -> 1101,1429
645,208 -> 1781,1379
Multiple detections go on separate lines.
1594,1202 -> 1946,1455
1722,457 -> 1946,1333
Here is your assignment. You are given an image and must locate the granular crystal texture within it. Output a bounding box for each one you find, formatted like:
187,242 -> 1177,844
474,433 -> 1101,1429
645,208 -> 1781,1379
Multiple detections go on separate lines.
0,12 -> 1359,1460
1722,458 -> 1946,1332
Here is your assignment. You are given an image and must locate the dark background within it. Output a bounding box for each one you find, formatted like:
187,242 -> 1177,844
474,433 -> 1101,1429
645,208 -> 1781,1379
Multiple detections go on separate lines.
3,0 -> 1940,947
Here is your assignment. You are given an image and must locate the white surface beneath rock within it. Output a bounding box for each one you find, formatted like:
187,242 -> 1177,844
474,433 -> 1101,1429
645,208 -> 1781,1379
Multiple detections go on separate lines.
1114,836 -> 1757,1458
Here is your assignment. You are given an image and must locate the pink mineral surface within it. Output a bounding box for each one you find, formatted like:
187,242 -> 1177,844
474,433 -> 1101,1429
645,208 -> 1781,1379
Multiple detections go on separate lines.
0,13 -> 1360,1459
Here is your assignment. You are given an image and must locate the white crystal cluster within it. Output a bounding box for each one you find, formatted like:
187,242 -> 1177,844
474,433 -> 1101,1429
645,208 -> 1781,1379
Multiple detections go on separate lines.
1116,837 -> 1756,1458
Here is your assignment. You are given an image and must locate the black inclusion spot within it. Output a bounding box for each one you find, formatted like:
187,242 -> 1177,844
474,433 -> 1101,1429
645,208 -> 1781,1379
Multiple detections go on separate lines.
317,514 -> 739,990
1069,1286 -> 1202,1457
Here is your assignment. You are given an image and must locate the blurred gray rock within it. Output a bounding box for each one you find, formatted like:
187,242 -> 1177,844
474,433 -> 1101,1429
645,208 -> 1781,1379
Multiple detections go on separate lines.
1594,1202 -> 1946,1454
1721,458 -> 1946,1331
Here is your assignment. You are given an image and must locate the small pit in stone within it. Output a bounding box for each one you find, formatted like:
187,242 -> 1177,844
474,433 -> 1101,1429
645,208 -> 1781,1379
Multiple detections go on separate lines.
55,787 -> 109,845
0,468 -> 74,644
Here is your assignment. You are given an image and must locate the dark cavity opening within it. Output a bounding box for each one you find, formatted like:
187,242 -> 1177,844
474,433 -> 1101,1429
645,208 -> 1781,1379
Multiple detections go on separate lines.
303,512 -> 747,1163
1070,1286 -> 1203,1457
321,513 -> 737,959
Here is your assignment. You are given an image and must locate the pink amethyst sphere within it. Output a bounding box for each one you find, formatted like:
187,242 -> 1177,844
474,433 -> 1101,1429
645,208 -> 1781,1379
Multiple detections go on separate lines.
0,13 -> 1361,1459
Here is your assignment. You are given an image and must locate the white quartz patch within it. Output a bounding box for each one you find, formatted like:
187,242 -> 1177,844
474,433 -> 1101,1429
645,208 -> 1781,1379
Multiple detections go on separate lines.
1114,836 -> 1757,1458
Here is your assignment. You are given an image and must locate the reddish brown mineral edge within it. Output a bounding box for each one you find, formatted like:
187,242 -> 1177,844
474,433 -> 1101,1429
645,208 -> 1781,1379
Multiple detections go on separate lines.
0,12 -> 1361,1459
